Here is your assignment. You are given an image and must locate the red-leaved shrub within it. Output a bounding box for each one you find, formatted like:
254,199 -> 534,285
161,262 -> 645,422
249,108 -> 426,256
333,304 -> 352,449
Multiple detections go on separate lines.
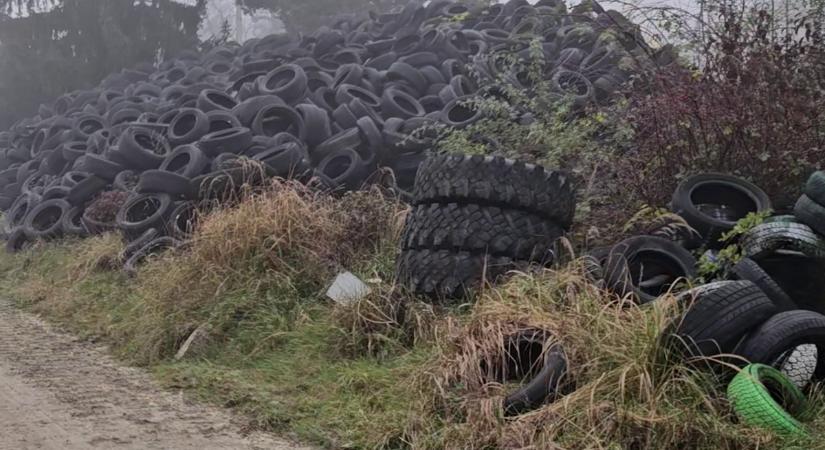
616,5 -> 825,209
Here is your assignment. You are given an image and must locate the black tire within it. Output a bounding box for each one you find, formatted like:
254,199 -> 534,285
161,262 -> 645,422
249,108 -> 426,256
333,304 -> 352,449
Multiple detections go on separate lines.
503,343 -> 567,416
159,144 -> 210,178
199,127 -> 253,157
23,198 -> 70,240
295,103 -> 332,149
115,193 -> 174,239
311,127 -> 362,164
396,249 -> 515,300
731,258 -> 796,312
168,108 -> 210,145
231,95 -> 284,127
740,222 -> 825,260
252,104 -> 304,139
168,201 -> 198,239
413,154 -> 576,228
113,170 -> 140,193
137,170 -> 195,199
401,203 -> 563,262
739,310 -> 825,381
5,228 -> 32,253
61,206 -> 87,237
670,173 -> 771,248
115,127 -> 170,170
42,185 -> 71,201
603,236 -> 697,303
672,280 -> 776,358
441,96 -> 484,128
123,236 -> 181,277
206,110 -> 242,133
122,227 -> 160,260
256,64 -> 307,104
803,171 -> 825,206
196,89 -> 238,113
793,194 -> 825,237
252,143 -> 310,179
66,175 -> 108,206
315,148 -> 368,191
381,88 -> 426,119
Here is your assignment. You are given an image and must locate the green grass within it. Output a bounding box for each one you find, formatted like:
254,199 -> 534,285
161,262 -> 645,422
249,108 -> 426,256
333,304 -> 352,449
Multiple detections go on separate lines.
1,185 -> 824,449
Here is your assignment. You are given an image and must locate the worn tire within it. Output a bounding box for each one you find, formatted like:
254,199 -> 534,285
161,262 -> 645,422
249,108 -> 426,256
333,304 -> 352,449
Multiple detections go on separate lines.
603,236 -> 697,303
401,203 -> 563,262
740,222 -> 825,259
672,280 -> 776,358
115,193 -> 174,239
739,310 -> 825,381
731,258 -> 796,312
413,154 -> 576,227
23,198 -> 70,240
670,173 -> 771,247
803,171 -> 825,207
727,364 -> 809,435
137,170 -> 195,199
792,194 -> 825,237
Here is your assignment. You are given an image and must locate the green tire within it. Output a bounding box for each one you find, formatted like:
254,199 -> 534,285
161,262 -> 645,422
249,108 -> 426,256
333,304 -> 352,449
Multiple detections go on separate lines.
727,363 -> 809,436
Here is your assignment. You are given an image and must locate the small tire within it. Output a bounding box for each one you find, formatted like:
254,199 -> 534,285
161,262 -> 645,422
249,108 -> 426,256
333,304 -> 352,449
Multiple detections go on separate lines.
602,236 -> 697,303
727,364 -> 809,436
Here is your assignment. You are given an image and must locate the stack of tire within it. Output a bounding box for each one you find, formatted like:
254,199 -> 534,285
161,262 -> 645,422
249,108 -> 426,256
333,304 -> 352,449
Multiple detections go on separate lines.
0,0 -> 665,262
396,153 -> 576,299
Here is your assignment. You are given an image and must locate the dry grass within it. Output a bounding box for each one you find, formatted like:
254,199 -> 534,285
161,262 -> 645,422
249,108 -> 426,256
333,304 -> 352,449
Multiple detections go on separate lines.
2,181 -> 824,449
400,262 -> 824,450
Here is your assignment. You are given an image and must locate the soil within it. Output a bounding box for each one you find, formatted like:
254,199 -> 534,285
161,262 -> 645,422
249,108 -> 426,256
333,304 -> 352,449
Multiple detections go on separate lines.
0,298 -> 311,450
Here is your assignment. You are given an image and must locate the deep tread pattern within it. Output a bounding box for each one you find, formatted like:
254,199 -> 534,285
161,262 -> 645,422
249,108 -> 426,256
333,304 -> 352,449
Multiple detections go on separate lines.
779,344 -> 817,389
739,310 -> 825,380
396,249 -> 515,300
675,281 -> 776,357
727,364 -> 808,436
412,154 -> 576,227
740,222 -> 825,259
401,203 -> 563,261
731,258 -> 796,312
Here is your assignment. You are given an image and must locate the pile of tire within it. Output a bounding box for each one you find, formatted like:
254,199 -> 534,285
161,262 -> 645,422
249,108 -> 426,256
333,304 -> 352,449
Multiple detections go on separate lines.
396,153 -> 576,299
0,0 -> 660,261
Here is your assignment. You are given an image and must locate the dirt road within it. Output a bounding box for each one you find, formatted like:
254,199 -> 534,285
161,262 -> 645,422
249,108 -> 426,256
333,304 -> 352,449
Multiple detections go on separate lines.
0,299 -> 310,450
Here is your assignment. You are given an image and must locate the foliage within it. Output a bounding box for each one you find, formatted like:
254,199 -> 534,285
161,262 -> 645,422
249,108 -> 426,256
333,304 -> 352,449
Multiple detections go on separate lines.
616,2 -> 825,210
696,210 -> 772,281
84,190 -> 129,223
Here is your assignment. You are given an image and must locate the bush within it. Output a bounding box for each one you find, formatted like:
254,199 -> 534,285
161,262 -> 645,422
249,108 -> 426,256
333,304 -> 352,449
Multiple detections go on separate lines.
616,3 -> 825,210
85,191 -> 130,223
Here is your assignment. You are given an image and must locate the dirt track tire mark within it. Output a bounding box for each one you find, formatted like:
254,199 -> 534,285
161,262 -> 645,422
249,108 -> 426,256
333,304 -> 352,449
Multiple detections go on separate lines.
0,299 -> 310,450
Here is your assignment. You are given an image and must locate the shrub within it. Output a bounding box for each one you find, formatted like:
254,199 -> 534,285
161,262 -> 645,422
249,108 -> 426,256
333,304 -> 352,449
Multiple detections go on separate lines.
617,3 -> 825,210
85,191 -> 130,223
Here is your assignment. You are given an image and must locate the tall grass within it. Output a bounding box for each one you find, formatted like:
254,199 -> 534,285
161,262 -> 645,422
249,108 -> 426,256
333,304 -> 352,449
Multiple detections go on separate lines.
1,183 -> 823,449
